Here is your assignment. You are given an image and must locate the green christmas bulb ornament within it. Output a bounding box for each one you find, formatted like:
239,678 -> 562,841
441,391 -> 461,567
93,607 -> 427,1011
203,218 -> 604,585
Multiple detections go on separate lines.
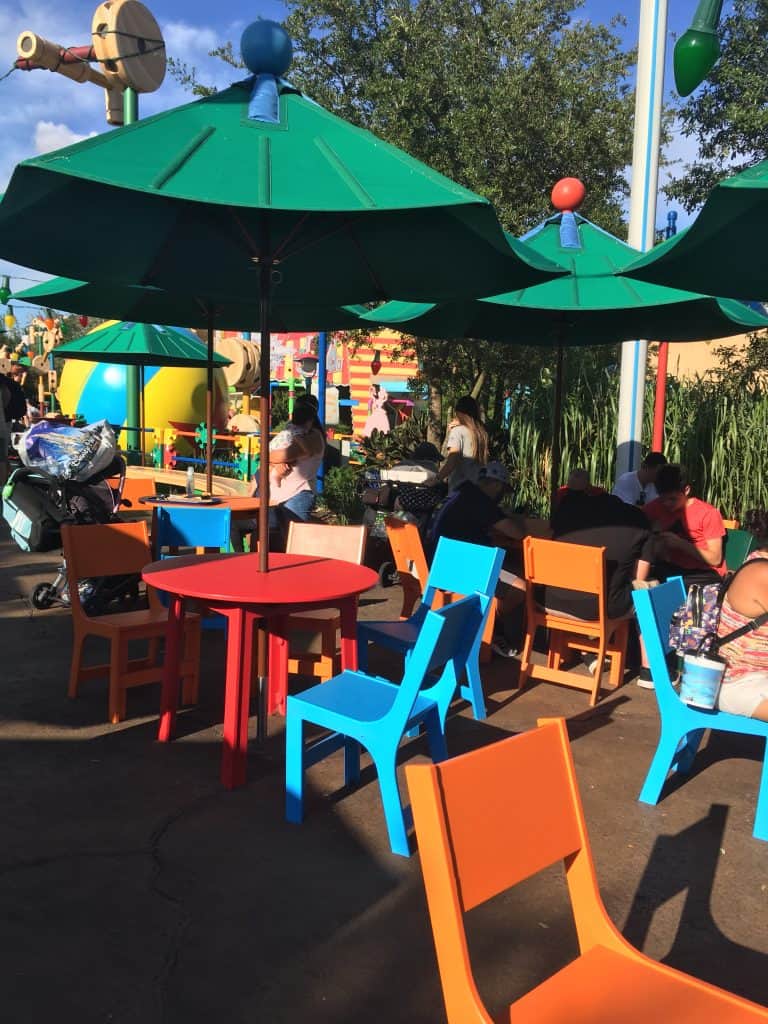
674,0 -> 723,96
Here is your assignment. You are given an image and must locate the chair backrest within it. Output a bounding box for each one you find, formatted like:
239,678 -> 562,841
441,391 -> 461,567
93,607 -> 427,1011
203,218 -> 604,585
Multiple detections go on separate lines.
385,516 -> 429,589
153,505 -> 232,556
722,518 -> 740,530
62,521 -> 153,620
390,594 -> 487,724
632,577 -> 687,705
116,475 -> 156,507
286,521 -> 367,564
523,535 -> 606,595
405,719 -> 604,1023
724,528 -> 757,571
423,538 -> 505,612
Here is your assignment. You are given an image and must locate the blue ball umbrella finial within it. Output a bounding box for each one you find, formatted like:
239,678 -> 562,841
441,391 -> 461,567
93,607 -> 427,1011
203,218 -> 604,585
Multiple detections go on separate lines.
241,19 -> 293,77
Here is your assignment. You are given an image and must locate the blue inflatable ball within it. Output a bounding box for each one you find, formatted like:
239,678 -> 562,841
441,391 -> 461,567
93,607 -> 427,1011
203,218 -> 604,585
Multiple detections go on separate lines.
240,19 -> 293,76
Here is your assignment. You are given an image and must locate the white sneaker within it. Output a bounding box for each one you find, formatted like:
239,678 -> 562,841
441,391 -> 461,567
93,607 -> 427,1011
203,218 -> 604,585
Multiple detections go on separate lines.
586,657 -> 610,675
636,674 -> 655,689
491,637 -> 518,658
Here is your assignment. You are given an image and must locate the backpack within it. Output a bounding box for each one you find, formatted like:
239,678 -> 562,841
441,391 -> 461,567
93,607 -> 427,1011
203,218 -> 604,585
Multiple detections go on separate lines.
0,373 -> 27,421
668,557 -> 768,655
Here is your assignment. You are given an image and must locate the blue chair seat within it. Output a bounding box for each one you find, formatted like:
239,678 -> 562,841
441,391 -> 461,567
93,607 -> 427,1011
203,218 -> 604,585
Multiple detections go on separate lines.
293,669 -> 438,723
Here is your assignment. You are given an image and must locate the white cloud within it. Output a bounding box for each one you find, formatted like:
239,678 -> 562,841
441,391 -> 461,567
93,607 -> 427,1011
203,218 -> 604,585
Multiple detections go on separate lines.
33,120 -> 96,154
162,20 -> 218,57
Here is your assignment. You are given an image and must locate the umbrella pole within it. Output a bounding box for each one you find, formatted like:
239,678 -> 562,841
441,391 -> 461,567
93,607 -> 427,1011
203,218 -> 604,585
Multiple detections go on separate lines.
206,307 -> 215,494
550,343 -> 565,517
139,364 -> 146,468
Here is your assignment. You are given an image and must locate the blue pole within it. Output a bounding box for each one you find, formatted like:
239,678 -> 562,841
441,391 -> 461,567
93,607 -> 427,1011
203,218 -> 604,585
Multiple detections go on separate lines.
316,331 -> 327,494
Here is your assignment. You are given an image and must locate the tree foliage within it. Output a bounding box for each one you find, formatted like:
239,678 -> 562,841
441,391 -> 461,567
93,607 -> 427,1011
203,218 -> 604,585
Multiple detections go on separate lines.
665,0 -> 768,212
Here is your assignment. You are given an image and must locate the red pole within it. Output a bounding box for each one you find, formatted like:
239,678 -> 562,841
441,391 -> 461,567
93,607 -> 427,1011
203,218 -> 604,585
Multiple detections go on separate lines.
652,341 -> 669,451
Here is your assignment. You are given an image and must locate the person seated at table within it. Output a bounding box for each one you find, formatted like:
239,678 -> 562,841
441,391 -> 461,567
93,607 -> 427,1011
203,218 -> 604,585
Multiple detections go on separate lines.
546,490 -> 654,619
613,450 -> 667,507
716,517 -> 768,720
231,398 -> 325,552
643,463 -> 725,586
552,467 -> 606,513
429,461 -> 546,658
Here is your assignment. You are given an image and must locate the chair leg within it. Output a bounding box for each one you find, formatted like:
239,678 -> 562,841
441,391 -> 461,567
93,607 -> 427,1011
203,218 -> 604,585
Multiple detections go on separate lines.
589,641 -> 608,707
675,728 -> 706,774
638,727 -> 687,805
181,621 -> 201,705
357,634 -> 370,673
344,738 -> 361,787
422,706 -> 448,763
753,739 -> 768,842
68,630 -> 86,698
376,756 -> 410,857
459,650 -> 487,721
517,625 -> 535,690
108,635 -> 128,724
285,712 -> 305,824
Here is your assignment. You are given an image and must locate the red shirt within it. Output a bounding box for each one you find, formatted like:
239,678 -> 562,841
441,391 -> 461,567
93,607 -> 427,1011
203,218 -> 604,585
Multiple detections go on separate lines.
644,496 -> 726,575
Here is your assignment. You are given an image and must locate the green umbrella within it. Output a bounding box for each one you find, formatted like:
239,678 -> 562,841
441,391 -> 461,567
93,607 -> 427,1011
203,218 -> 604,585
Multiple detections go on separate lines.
0,19 -> 565,574
53,320 -> 232,465
356,211 -> 768,495
621,157 -> 768,300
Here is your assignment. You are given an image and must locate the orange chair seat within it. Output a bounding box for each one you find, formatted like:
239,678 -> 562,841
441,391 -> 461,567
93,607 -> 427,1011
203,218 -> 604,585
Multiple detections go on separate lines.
84,607 -> 188,634
511,944 -> 767,1023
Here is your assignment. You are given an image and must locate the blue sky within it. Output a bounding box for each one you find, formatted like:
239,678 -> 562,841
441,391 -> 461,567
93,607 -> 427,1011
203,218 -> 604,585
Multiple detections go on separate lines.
0,0 -> 724,306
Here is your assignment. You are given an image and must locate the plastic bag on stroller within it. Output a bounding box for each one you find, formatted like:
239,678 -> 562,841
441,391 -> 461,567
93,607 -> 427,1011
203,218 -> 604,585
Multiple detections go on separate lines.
17,419 -> 117,481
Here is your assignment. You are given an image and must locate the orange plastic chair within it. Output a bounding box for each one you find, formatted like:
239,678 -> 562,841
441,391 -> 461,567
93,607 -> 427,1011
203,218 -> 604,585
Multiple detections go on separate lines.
62,522 -> 201,724
518,536 -> 629,706
722,518 -> 740,530
282,522 -> 368,679
406,718 -> 768,1024
113,474 -> 156,509
384,516 -> 429,618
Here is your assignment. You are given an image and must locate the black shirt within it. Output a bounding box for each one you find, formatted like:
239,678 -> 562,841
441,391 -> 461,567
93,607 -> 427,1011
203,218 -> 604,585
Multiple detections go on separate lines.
431,481 -> 504,549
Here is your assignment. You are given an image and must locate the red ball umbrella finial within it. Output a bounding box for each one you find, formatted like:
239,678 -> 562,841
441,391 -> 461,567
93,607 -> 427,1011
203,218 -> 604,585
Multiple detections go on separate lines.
551,177 -> 586,213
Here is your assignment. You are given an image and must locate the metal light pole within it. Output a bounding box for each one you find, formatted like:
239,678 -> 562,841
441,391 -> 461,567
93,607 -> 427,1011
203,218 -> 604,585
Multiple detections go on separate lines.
651,210 -> 678,451
615,0 -> 668,478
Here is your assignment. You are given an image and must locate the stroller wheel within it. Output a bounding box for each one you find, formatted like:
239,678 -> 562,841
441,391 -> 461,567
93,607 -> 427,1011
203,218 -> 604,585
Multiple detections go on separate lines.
377,561 -> 400,588
31,583 -> 56,610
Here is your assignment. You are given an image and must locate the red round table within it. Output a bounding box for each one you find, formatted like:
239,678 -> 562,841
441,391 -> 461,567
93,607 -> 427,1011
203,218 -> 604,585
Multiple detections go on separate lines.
142,552 -> 378,789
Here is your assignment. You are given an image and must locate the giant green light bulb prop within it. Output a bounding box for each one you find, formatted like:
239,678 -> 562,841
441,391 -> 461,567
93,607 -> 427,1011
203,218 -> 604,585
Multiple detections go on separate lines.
674,0 -> 724,96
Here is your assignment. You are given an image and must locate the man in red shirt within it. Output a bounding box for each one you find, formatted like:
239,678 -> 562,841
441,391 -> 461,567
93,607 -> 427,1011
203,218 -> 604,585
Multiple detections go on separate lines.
643,464 -> 725,585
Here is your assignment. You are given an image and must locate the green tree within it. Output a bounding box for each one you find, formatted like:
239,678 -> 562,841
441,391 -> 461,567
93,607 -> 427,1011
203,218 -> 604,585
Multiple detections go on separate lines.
665,0 -> 768,212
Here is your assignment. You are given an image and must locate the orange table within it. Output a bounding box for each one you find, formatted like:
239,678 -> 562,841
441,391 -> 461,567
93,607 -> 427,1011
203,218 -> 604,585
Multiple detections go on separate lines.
142,552 -> 378,789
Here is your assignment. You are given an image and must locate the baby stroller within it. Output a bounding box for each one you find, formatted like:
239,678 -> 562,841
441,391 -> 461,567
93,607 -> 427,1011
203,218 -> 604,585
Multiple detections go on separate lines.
360,454 -> 446,585
3,455 -> 134,610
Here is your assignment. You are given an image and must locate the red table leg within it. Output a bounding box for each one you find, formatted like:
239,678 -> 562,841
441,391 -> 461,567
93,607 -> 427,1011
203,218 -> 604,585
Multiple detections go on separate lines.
339,596 -> 359,671
221,607 -> 253,790
157,593 -> 185,743
268,615 -> 289,715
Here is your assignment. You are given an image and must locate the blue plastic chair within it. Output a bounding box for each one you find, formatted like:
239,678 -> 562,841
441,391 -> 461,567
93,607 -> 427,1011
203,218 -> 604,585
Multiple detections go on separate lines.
357,537 -> 504,722
286,593 -> 487,856
153,506 -> 232,630
632,578 -> 768,842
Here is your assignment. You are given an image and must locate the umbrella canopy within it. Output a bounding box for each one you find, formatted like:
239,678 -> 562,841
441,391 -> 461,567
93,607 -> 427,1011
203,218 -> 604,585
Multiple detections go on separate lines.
355,215 -> 768,343
53,319 -> 233,367
0,88 -> 562,306
621,157 -> 768,301
13,277 -> 369,334
355,210 -> 768,499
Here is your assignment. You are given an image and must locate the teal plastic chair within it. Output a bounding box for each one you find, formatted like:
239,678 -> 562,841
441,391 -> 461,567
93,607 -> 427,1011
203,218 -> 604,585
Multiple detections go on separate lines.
724,528 -> 757,571
632,578 -> 768,841
153,505 -> 232,630
357,537 -> 504,722
286,593 -> 486,856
